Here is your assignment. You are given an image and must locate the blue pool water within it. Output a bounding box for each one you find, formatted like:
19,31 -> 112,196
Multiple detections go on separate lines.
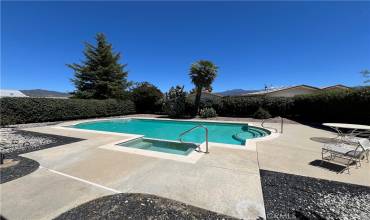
118,138 -> 196,155
72,118 -> 270,145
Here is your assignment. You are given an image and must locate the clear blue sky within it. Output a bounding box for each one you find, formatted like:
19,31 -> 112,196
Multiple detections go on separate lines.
2,1 -> 370,93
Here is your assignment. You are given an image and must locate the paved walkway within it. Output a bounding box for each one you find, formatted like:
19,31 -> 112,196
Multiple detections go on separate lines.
255,123 -> 370,186
1,116 -> 369,220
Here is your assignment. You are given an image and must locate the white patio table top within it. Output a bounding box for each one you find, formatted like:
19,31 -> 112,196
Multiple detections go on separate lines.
323,123 -> 370,131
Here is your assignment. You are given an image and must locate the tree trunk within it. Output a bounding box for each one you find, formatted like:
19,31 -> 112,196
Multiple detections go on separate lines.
194,87 -> 202,115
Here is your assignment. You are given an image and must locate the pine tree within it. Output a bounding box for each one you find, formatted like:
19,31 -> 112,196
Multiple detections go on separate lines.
68,33 -> 129,99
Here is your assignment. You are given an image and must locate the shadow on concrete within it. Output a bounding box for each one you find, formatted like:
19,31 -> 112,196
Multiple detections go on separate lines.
283,118 -> 328,129
309,160 -> 346,173
310,137 -> 338,144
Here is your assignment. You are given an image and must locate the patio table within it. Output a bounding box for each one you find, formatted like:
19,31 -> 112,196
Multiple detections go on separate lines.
323,123 -> 370,140
321,123 -> 370,173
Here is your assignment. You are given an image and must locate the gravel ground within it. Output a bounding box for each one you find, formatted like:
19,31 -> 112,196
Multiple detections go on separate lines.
54,193 -> 238,220
1,129 -> 56,154
0,128 -> 83,157
0,127 -> 83,184
260,169 -> 370,220
0,156 -> 40,184
3,121 -> 61,129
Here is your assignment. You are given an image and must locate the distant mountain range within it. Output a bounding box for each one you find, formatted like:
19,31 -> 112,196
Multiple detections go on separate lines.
20,89 -> 70,98
18,88 -> 257,97
15,88 -> 257,98
18,86 -> 365,98
215,89 -> 261,96
18,89 -> 258,98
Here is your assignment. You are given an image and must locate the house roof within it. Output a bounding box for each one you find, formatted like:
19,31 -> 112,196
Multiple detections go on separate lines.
242,85 -> 319,96
0,89 -> 28,97
321,84 -> 351,90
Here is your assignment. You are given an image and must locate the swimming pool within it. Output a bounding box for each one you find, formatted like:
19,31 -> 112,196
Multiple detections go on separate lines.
72,118 -> 270,146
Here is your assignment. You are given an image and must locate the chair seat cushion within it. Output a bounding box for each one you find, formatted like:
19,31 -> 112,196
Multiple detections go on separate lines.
323,144 -> 363,158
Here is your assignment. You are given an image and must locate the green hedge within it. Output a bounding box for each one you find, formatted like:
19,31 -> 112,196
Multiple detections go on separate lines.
214,96 -> 293,117
211,88 -> 370,124
292,88 -> 370,124
1,88 -> 369,125
0,98 -> 135,126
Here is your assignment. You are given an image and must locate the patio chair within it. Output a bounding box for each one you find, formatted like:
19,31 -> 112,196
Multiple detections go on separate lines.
342,130 -> 370,145
359,138 -> 370,162
321,138 -> 369,174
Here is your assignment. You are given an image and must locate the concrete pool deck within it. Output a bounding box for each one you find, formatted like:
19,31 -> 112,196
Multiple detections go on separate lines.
1,116 -> 369,219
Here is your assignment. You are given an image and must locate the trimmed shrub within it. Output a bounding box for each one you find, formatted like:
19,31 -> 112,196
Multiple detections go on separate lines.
215,96 -> 292,117
253,107 -> 271,119
214,88 -> 369,124
292,88 -> 370,124
261,97 -> 293,117
0,98 -> 135,126
199,107 -> 217,118
130,82 -> 163,113
185,98 -> 197,116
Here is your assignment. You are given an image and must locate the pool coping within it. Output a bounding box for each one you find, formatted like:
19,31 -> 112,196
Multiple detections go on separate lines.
98,136 -> 207,164
51,117 -> 280,162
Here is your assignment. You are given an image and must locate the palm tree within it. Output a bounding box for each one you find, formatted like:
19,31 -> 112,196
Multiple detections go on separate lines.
189,60 -> 218,115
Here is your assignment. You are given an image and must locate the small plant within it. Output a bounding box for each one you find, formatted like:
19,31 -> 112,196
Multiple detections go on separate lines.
199,107 -> 217,118
253,107 -> 271,119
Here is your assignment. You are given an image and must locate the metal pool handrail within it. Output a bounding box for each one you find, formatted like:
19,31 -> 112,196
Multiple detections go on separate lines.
261,116 -> 284,134
178,125 -> 209,153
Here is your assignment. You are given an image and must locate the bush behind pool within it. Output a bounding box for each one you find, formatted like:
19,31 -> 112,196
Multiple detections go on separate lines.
199,107 -> 217,118
0,97 -> 135,126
